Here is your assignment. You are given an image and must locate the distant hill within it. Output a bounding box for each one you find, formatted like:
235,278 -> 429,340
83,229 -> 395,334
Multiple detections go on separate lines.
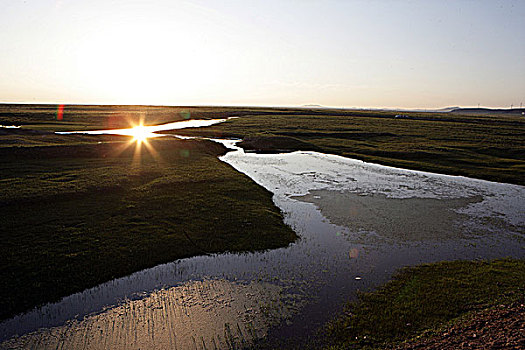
435,106 -> 461,112
449,107 -> 525,116
301,104 -> 328,108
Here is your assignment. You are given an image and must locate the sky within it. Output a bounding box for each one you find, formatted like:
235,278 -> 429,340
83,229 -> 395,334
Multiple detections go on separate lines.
1,0 -> 524,109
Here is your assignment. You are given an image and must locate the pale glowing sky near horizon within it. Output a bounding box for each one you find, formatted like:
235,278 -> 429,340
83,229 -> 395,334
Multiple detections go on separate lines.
1,0 -> 524,108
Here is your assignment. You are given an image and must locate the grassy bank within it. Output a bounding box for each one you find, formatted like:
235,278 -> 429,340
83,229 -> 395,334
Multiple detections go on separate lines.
2,104 -> 524,185
0,137 -> 297,320
175,109 -> 525,186
320,259 -> 525,349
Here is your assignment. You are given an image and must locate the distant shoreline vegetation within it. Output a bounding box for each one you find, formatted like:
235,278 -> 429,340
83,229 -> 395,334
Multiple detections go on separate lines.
2,103 -> 523,184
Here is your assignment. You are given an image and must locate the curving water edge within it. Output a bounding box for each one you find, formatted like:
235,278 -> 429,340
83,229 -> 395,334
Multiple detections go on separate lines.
55,118 -> 229,137
1,132 -> 523,349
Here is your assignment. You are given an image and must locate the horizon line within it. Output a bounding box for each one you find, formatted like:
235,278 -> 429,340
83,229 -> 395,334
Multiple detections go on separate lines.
0,101 -> 522,111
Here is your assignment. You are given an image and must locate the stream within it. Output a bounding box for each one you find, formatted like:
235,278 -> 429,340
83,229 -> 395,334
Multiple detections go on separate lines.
1,120 -> 523,349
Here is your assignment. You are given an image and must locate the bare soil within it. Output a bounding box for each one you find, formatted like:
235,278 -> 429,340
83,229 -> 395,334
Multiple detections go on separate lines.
396,302 -> 525,350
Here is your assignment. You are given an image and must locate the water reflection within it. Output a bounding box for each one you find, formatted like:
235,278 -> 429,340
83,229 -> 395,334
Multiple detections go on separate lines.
56,118 -> 228,137
2,279 -> 291,350
1,139 -> 523,349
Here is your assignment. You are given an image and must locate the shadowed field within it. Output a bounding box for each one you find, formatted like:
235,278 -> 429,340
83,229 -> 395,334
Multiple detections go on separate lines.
0,134 -> 296,320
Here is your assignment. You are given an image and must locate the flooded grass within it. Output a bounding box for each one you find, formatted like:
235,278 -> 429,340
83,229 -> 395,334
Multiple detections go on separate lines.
2,104 -> 523,184
321,258 -> 525,349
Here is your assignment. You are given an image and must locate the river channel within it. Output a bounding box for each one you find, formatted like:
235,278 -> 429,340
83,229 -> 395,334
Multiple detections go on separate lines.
1,120 -> 523,349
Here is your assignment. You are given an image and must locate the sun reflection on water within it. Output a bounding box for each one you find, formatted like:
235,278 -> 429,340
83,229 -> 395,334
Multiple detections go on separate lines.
127,124 -> 157,144
55,118 -> 229,164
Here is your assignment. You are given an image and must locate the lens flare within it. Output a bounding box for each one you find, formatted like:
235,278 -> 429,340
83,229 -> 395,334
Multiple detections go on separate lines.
127,124 -> 159,144
129,125 -> 150,143
56,104 -> 64,121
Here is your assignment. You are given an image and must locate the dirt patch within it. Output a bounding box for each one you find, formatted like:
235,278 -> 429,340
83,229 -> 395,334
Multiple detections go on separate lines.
396,302 -> 525,349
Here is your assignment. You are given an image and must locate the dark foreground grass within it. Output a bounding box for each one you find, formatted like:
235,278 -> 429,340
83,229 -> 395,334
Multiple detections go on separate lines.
320,259 -> 525,349
0,137 -> 297,320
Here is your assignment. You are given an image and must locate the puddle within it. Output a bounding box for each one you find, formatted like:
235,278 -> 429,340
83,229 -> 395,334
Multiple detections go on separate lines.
1,139 -> 523,349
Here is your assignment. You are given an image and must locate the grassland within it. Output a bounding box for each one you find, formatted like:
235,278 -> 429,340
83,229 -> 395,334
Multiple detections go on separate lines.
3,104 -> 524,187
0,121 -> 297,320
320,259 -> 525,349
1,103 -> 523,335
170,108 -> 525,186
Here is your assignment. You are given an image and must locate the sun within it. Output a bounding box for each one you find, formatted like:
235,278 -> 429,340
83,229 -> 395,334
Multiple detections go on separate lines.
100,122 -> 162,164
129,125 -> 151,143
120,123 -> 161,164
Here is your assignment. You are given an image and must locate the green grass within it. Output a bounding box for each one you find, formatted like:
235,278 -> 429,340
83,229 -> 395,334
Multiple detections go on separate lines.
0,104 -> 204,131
0,104 -> 281,131
3,104 -> 523,186
1,104 -> 523,324
321,259 -> 525,349
174,109 -> 525,185
0,137 -> 297,320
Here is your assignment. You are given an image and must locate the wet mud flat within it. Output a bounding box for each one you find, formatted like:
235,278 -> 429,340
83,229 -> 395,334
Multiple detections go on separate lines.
1,147 -> 524,349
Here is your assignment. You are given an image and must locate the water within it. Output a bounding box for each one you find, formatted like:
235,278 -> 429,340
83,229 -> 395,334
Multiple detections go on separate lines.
1,135 -> 523,349
55,118 -> 228,137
